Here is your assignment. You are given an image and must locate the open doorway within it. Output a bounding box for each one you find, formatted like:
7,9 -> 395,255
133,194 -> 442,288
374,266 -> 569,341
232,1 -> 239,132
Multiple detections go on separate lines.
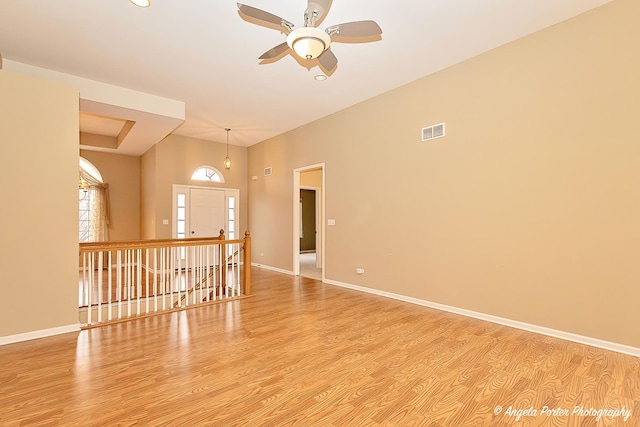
293,164 -> 325,280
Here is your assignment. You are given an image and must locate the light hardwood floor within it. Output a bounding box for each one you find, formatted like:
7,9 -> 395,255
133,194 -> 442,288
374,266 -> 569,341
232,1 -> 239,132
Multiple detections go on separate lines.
1,267 -> 639,426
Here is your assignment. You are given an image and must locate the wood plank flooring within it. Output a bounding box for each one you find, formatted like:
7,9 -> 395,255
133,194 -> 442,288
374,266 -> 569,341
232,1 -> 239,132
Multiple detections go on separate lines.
1,267 -> 639,426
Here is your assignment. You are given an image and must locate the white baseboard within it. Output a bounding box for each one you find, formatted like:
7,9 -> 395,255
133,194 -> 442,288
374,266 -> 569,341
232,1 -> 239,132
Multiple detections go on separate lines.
251,263 -> 294,276
323,278 -> 640,358
0,324 -> 81,346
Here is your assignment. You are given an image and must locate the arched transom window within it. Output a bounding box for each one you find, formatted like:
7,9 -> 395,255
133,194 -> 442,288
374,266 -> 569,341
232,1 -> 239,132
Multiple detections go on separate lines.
191,165 -> 224,183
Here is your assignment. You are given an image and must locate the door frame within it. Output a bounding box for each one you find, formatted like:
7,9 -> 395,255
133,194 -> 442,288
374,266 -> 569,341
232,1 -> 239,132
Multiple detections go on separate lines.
300,186 -> 321,267
293,164 -> 325,279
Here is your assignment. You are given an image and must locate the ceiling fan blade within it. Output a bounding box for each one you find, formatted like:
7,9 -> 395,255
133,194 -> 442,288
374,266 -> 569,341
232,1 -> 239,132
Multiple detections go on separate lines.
306,0 -> 332,26
326,20 -> 382,38
259,42 -> 290,60
318,48 -> 338,73
237,3 -> 293,31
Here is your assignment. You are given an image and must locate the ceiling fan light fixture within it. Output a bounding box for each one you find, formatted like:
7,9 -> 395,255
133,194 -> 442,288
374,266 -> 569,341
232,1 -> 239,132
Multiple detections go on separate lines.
129,0 -> 151,7
287,27 -> 331,60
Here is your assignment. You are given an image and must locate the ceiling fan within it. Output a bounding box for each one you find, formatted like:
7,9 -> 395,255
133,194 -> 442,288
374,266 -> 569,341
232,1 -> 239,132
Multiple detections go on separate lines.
237,1 -> 382,75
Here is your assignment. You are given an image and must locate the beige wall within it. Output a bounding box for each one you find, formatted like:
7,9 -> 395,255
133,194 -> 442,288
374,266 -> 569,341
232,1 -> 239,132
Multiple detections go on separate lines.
0,70 -> 79,337
80,149 -> 140,241
140,145 -> 157,239
142,134 -> 248,239
248,0 -> 640,348
301,169 -> 322,188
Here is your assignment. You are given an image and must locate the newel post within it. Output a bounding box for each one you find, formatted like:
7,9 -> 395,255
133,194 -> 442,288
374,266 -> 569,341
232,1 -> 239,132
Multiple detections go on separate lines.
243,230 -> 251,295
219,229 -> 226,294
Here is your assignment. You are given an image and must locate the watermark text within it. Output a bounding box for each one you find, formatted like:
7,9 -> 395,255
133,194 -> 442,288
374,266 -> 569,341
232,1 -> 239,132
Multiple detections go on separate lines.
494,405 -> 632,422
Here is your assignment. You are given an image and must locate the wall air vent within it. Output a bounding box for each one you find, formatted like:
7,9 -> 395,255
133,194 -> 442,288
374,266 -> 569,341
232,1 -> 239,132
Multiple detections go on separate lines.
264,167 -> 272,176
422,122 -> 445,141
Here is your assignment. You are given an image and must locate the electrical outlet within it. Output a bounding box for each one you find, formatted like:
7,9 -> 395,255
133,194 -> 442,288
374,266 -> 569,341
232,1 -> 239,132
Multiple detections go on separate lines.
356,268 -> 365,275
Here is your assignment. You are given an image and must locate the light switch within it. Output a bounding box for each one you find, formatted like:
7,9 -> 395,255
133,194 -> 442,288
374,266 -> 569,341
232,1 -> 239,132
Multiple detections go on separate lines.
162,219 -> 169,225
328,219 -> 336,226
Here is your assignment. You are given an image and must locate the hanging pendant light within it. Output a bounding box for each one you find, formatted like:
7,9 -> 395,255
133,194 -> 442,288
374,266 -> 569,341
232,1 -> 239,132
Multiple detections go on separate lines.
224,128 -> 232,170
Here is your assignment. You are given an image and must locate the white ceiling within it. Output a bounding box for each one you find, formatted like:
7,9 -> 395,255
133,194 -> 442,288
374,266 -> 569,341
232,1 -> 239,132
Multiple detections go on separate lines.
0,0 -> 612,152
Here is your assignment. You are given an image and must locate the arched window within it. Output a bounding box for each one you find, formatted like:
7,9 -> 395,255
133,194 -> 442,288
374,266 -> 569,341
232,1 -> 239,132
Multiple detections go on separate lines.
79,157 -> 110,242
80,157 -> 103,184
191,165 -> 224,183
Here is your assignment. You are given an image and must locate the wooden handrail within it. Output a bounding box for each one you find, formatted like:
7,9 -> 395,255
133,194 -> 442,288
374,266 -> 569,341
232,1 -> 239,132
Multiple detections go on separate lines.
79,230 -> 232,253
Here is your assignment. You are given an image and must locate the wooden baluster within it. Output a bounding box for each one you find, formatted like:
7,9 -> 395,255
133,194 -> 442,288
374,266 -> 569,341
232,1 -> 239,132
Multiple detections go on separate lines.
219,229 -> 226,297
117,250 -> 122,319
97,251 -> 103,323
108,251 -> 112,321
153,247 -> 158,312
145,248 -> 149,314
210,245 -> 220,301
234,243 -> 239,296
243,231 -> 251,296
88,252 -> 93,324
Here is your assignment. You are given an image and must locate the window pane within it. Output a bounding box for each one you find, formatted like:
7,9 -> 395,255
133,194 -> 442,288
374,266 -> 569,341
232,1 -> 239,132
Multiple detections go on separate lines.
177,221 -> 185,234
79,196 -> 89,210
191,167 -> 222,182
177,207 -> 185,221
228,210 -> 235,221
177,193 -> 185,207
79,157 -> 104,183
228,197 -> 235,208
78,157 -> 105,243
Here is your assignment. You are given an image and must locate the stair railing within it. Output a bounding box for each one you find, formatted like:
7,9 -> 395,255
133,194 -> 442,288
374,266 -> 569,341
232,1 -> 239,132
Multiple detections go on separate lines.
78,230 -> 251,326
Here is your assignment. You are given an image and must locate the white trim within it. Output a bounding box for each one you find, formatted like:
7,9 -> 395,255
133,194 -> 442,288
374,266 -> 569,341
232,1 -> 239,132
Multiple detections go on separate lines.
251,262 -> 294,276
0,324 -> 80,346
300,185 -> 322,268
293,164 -> 326,281
323,278 -> 640,358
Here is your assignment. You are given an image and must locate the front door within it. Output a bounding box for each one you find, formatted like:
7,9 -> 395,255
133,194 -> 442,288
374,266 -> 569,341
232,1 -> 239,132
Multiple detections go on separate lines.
189,188 -> 226,238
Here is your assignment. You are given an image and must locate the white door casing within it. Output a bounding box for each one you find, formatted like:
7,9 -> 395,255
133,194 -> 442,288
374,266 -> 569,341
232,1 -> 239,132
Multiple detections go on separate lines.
293,164 -> 325,279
